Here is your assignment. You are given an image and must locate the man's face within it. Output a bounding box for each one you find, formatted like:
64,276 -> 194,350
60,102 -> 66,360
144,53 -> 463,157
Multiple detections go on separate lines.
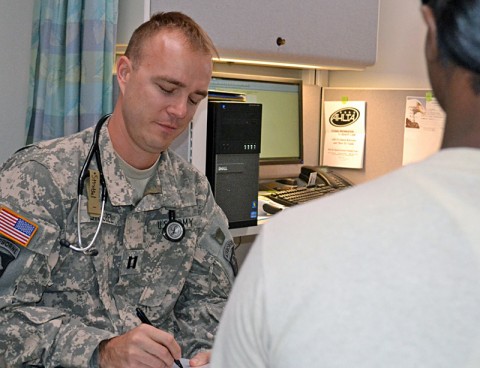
118,29 -> 212,155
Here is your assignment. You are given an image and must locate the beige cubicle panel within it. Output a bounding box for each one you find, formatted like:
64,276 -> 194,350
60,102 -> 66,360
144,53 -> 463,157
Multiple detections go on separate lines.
320,88 -> 436,185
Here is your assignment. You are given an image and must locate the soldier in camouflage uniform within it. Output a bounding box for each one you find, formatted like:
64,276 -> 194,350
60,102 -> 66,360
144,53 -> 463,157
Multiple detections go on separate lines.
0,11 -> 237,368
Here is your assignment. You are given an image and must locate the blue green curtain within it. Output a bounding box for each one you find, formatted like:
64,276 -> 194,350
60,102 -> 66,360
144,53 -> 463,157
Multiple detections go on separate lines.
26,0 -> 118,143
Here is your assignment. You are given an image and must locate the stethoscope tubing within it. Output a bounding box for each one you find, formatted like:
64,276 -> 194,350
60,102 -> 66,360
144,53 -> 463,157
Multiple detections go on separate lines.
70,114 -> 110,254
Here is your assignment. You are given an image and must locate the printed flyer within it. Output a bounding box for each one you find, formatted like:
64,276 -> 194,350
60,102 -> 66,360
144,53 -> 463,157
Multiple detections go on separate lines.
323,101 -> 366,169
402,95 -> 445,165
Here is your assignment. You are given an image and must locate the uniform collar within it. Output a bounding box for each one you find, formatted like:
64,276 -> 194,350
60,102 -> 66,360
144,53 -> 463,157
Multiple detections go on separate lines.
98,125 -> 193,209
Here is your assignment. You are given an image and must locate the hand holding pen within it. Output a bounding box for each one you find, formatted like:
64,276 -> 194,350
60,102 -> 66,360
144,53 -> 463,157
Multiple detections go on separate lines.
136,307 -> 184,368
98,308 -> 184,368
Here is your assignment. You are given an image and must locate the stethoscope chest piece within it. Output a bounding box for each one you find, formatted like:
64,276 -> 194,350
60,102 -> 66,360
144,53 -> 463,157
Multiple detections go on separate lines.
163,210 -> 185,242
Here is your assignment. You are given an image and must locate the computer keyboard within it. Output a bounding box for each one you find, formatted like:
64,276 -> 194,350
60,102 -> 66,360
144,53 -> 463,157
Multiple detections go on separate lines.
266,185 -> 340,207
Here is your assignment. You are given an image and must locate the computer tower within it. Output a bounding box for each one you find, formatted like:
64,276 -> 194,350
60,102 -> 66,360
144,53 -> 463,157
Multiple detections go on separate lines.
206,102 -> 262,229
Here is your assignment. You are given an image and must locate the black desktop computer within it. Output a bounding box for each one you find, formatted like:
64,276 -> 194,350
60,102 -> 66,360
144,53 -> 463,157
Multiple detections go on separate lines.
206,101 -> 262,229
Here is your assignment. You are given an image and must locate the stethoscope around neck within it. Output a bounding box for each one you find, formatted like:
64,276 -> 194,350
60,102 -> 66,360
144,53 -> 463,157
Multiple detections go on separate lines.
60,114 -> 186,256
60,114 -> 110,255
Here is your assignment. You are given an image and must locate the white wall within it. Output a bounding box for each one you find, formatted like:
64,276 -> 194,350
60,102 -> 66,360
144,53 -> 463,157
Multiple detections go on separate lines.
117,0 -> 147,44
329,0 -> 430,88
0,1 -> 34,165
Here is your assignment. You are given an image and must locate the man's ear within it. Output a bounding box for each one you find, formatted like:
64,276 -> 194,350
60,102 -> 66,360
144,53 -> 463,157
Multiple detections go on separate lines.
116,55 -> 132,94
421,5 -> 438,63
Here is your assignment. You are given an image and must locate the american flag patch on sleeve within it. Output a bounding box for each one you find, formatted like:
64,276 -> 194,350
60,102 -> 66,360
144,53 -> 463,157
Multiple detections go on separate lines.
0,206 -> 38,247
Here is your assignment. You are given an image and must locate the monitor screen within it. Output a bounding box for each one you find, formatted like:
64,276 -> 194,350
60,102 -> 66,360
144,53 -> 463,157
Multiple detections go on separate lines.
209,73 -> 303,165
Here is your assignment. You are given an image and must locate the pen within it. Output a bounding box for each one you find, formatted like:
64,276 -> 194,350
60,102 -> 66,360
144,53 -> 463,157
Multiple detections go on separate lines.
136,307 -> 184,368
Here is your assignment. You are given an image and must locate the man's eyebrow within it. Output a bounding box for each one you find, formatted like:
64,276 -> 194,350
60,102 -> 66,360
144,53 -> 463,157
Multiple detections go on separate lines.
195,90 -> 208,98
157,77 -> 208,97
157,77 -> 185,87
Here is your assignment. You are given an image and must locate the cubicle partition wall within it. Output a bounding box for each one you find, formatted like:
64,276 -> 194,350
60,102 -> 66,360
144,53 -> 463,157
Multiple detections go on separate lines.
321,88 -> 435,185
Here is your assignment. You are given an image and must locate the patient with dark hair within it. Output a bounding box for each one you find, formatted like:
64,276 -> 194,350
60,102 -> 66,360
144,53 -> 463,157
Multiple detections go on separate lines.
211,0 -> 480,366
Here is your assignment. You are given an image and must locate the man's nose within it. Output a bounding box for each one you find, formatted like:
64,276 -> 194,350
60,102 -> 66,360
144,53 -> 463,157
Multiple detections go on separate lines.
167,96 -> 188,119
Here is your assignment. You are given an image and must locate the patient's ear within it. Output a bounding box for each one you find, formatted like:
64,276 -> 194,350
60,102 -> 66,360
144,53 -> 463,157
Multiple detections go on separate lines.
422,5 -> 438,63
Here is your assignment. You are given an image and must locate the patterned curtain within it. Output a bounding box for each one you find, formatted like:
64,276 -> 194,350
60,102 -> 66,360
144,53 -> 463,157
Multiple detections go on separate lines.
25,0 -> 118,144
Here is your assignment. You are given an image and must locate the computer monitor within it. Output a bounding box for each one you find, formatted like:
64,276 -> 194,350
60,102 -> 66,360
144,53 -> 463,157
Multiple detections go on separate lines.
209,73 -> 303,165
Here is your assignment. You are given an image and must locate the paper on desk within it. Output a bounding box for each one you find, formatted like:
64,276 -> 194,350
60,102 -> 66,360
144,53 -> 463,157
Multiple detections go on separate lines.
173,358 -> 210,368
